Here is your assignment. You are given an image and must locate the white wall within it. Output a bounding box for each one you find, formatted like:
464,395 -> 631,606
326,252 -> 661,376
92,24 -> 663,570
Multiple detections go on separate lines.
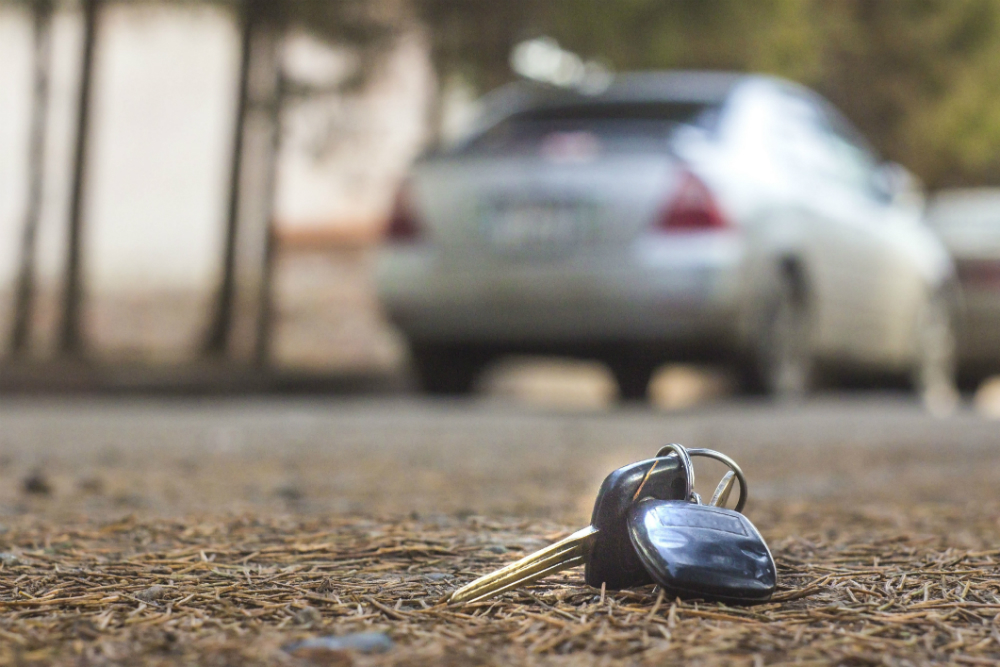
85,3 -> 239,293
277,27 -> 434,232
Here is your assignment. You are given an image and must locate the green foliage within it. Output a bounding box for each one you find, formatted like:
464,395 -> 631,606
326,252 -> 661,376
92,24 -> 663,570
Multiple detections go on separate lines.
537,0 -> 822,81
807,0 -> 1000,186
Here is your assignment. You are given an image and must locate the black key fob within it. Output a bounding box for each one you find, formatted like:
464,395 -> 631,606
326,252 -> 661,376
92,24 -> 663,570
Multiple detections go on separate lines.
584,456 -> 690,590
628,499 -> 776,604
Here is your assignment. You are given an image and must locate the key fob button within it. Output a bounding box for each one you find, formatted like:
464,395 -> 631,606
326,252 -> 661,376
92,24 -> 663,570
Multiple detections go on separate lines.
627,499 -> 776,604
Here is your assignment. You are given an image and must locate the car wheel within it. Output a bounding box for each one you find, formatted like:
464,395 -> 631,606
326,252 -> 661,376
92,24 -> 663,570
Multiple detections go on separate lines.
912,292 -> 959,414
609,357 -> 655,402
409,343 -> 489,395
751,278 -> 812,399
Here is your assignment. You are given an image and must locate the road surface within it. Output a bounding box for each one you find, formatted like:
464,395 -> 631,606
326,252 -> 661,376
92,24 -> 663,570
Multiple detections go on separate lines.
1,394 -> 996,521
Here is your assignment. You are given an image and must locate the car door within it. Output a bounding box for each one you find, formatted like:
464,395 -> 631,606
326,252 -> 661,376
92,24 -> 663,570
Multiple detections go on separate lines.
814,100 -> 930,365
770,90 -> 887,361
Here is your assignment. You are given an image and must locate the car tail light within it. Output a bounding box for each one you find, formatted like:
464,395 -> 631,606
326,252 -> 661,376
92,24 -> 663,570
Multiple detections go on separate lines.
656,171 -> 729,232
385,180 -> 423,242
957,259 -> 1000,289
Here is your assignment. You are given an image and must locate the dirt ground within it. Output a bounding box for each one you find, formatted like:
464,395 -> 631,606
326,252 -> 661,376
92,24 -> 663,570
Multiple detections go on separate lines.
0,396 -> 999,665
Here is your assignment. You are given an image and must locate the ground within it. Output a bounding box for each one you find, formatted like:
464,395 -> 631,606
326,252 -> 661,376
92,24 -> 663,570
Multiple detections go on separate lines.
0,395 -> 999,665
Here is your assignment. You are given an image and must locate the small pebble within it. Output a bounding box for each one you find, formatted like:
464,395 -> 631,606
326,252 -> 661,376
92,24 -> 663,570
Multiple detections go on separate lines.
275,484 -> 303,501
135,585 -> 167,602
294,606 -> 322,626
22,470 -> 51,495
0,552 -> 20,566
285,632 -> 393,655
485,544 -> 507,554
423,572 -> 451,581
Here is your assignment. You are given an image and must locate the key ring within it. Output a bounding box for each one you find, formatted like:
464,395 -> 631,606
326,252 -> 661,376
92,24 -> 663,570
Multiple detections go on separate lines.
653,443 -> 694,505
655,444 -> 748,513
687,448 -> 748,513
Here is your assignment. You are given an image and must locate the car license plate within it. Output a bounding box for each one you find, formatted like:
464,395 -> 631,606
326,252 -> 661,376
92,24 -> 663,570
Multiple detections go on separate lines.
486,202 -> 581,255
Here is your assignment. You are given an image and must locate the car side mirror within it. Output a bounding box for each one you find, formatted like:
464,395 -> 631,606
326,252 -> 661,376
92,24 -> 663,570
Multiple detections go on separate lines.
872,162 -> 925,211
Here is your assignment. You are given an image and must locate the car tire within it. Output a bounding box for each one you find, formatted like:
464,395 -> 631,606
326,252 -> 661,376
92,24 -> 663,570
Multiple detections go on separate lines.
409,343 -> 489,395
609,357 -> 655,402
748,277 -> 813,400
912,292 -> 959,414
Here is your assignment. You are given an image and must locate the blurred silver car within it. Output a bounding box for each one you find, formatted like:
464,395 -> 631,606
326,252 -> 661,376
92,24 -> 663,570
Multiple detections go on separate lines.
926,189 -> 1000,386
376,71 -> 957,402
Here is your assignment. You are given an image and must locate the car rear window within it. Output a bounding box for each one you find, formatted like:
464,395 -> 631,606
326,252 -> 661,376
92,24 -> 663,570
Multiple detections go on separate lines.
461,102 -> 720,156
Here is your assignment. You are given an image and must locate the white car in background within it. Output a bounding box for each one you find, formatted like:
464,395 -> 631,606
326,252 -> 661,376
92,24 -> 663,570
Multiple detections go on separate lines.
926,189 -> 1000,388
376,71 -> 957,404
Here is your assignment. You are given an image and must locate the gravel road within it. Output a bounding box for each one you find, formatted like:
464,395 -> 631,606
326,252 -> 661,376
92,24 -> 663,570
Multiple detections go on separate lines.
1,394 -> 997,521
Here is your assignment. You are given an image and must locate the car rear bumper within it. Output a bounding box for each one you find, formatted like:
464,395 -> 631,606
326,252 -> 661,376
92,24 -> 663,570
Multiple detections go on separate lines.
375,234 -> 745,353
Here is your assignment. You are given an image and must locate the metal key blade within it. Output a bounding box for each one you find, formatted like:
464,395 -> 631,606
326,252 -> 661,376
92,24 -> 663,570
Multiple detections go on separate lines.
447,448 -> 701,604
448,526 -> 597,604
453,553 -> 589,605
710,470 -> 736,508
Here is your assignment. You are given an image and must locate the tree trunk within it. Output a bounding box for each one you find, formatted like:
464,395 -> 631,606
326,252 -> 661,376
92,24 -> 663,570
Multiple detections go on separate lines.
10,0 -> 53,355
204,0 -> 255,357
59,0 -> 100,356
204,0 -> 283,366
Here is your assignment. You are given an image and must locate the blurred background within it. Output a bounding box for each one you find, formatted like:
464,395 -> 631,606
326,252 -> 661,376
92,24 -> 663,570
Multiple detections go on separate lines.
1,0 -> 1000,411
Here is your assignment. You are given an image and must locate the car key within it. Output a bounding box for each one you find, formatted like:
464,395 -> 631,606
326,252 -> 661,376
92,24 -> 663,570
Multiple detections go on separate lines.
628,498 -> 776,604
709,471 -> 736,508
449,444 -> 748,604
448,444 -> 694,604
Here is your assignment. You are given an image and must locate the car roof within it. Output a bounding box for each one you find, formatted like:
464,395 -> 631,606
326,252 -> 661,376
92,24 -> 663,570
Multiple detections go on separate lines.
478,70 -> 750,123
559,70 -> 746,106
